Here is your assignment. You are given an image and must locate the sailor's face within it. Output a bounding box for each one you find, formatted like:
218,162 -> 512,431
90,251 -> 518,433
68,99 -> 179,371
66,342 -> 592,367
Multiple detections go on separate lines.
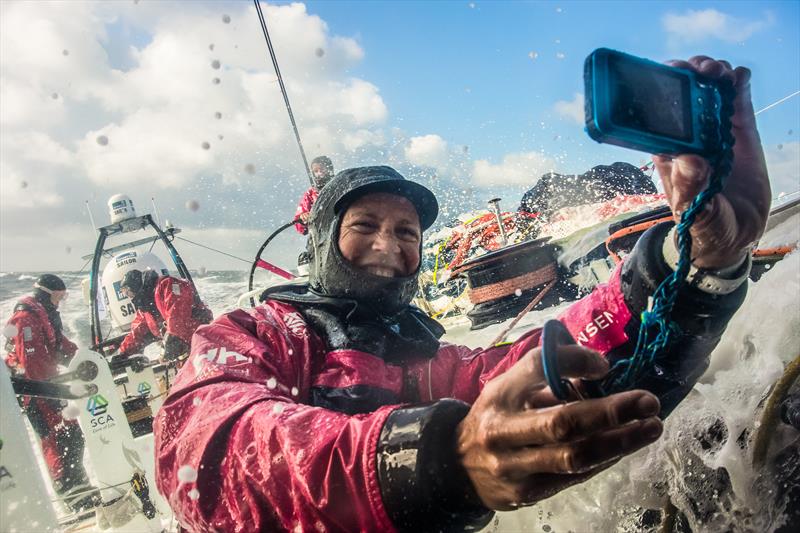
50,290 -> 67,307
311,163 -> 328,179
338,193 -> 421,278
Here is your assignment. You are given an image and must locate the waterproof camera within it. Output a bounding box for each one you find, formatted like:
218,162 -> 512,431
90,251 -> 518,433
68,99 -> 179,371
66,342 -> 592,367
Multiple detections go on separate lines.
584,48 -> 730,157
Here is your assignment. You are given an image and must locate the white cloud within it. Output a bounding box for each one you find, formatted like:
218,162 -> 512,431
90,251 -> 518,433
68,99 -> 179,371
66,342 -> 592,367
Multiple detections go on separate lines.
765,141 -> 800,199
472,151 -> 556,187
0,1 -> 396,269
404,134 -> 449,170
662,9 -> 775,44
554,93 -> 584,125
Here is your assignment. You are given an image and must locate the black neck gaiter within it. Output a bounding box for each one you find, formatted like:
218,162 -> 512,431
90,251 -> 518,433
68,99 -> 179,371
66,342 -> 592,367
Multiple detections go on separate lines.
262,283 -> 444,363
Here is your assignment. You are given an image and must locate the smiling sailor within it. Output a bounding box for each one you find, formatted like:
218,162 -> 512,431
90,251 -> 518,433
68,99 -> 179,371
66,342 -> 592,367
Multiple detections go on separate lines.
153,56 -> 770,532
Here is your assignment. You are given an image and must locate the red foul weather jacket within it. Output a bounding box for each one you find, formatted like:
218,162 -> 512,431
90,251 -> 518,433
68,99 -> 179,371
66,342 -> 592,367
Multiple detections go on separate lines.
154,224 -> 747,532
5,296 -> 77,381
4,296 -> 84,485
294,187 -> 319,235
119,277 -> 211,356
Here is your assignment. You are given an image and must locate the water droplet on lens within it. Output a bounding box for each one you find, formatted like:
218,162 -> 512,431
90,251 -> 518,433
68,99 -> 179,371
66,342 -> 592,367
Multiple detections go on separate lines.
212,77 -> 221,85
51,93 -> 58,100
214,111 -> 222,119
61,404 -> 81,420
315,47 -> 325,58
245,163 -> 255,175
211,59 -> 221,69
222,14 -> 231,24
96,135 -> 109,146
186,200 -> 200,212
62,49 -> 69,56
188,488 -> 200,500
177,465 -> 198,483
209,43 -> 215,51
201,141 -> 210,150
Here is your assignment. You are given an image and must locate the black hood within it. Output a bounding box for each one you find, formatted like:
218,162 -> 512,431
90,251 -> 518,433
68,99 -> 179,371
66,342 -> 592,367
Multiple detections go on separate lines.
306,166 -> 438,316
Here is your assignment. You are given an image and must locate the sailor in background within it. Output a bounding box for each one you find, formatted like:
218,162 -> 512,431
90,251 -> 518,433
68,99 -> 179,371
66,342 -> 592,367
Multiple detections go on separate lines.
4,274 -> 100,512
294,155 -> 335,235
113,269 -> 212,363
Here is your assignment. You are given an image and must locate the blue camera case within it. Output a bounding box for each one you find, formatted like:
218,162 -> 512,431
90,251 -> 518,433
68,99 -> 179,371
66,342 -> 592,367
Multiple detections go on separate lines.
584,48 -> 723,156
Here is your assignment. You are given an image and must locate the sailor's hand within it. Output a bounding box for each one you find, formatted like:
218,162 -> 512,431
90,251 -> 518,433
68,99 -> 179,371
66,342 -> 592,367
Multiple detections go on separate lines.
653,56 -> 771,270
456,346 -> 662,511
298,212 -> 310,224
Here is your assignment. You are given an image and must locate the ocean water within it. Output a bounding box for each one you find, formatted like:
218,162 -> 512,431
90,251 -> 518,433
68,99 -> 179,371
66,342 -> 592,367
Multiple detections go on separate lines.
0,213 -> 797,531
0,270 -> 250,351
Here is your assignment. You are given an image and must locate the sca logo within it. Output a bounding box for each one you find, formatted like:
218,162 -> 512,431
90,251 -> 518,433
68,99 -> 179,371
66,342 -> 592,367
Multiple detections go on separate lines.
137,382 -> 152,396
87,394 -> 109,416
87,394 -> 116,430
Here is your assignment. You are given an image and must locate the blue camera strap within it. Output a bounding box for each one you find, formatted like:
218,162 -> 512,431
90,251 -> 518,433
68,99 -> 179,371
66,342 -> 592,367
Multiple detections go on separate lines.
539,78 -> 737,401
602,78 -> 738,394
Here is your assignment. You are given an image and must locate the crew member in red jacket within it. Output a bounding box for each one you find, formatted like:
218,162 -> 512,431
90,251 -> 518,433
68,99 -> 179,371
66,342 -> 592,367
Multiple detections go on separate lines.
294,155 -> 335,235
115,270 -> 212,362
154,57 -> 769,532
4,275 -> 100,511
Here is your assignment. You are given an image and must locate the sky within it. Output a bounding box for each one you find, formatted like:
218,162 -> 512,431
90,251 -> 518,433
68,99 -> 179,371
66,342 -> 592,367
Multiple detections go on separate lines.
1,0 -> 798,272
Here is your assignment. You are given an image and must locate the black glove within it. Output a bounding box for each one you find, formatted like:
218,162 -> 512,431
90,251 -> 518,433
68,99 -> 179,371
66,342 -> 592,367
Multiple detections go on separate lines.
162,334 -> 188,361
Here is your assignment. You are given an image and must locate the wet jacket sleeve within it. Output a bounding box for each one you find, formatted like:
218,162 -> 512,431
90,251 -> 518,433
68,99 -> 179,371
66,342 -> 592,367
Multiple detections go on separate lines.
155,307 -> 400,533
118,311 -> 153,356
375,223 -> 747,532
155,278 -> 197,344
590,221 -> 747,415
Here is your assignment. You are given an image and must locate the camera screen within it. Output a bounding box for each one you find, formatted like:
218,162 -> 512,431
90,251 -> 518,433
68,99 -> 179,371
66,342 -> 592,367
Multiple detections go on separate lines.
608,55 -> 692,142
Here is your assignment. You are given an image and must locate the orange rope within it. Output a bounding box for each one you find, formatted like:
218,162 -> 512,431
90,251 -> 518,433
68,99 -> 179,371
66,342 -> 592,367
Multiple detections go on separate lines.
753,245 -> 797,257
468,263 -> 558,304
605,215 -> 674,264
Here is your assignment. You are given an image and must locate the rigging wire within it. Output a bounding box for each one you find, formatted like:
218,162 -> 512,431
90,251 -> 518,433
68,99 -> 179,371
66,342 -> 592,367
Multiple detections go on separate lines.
253,0 -> 313,185
175,236 -> 252,265
755,89 -> 800,116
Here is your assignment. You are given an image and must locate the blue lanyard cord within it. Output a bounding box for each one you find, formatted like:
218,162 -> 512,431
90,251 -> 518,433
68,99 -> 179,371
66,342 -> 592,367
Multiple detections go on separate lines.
601,79 -> 737,394
539,80 -> 736,400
